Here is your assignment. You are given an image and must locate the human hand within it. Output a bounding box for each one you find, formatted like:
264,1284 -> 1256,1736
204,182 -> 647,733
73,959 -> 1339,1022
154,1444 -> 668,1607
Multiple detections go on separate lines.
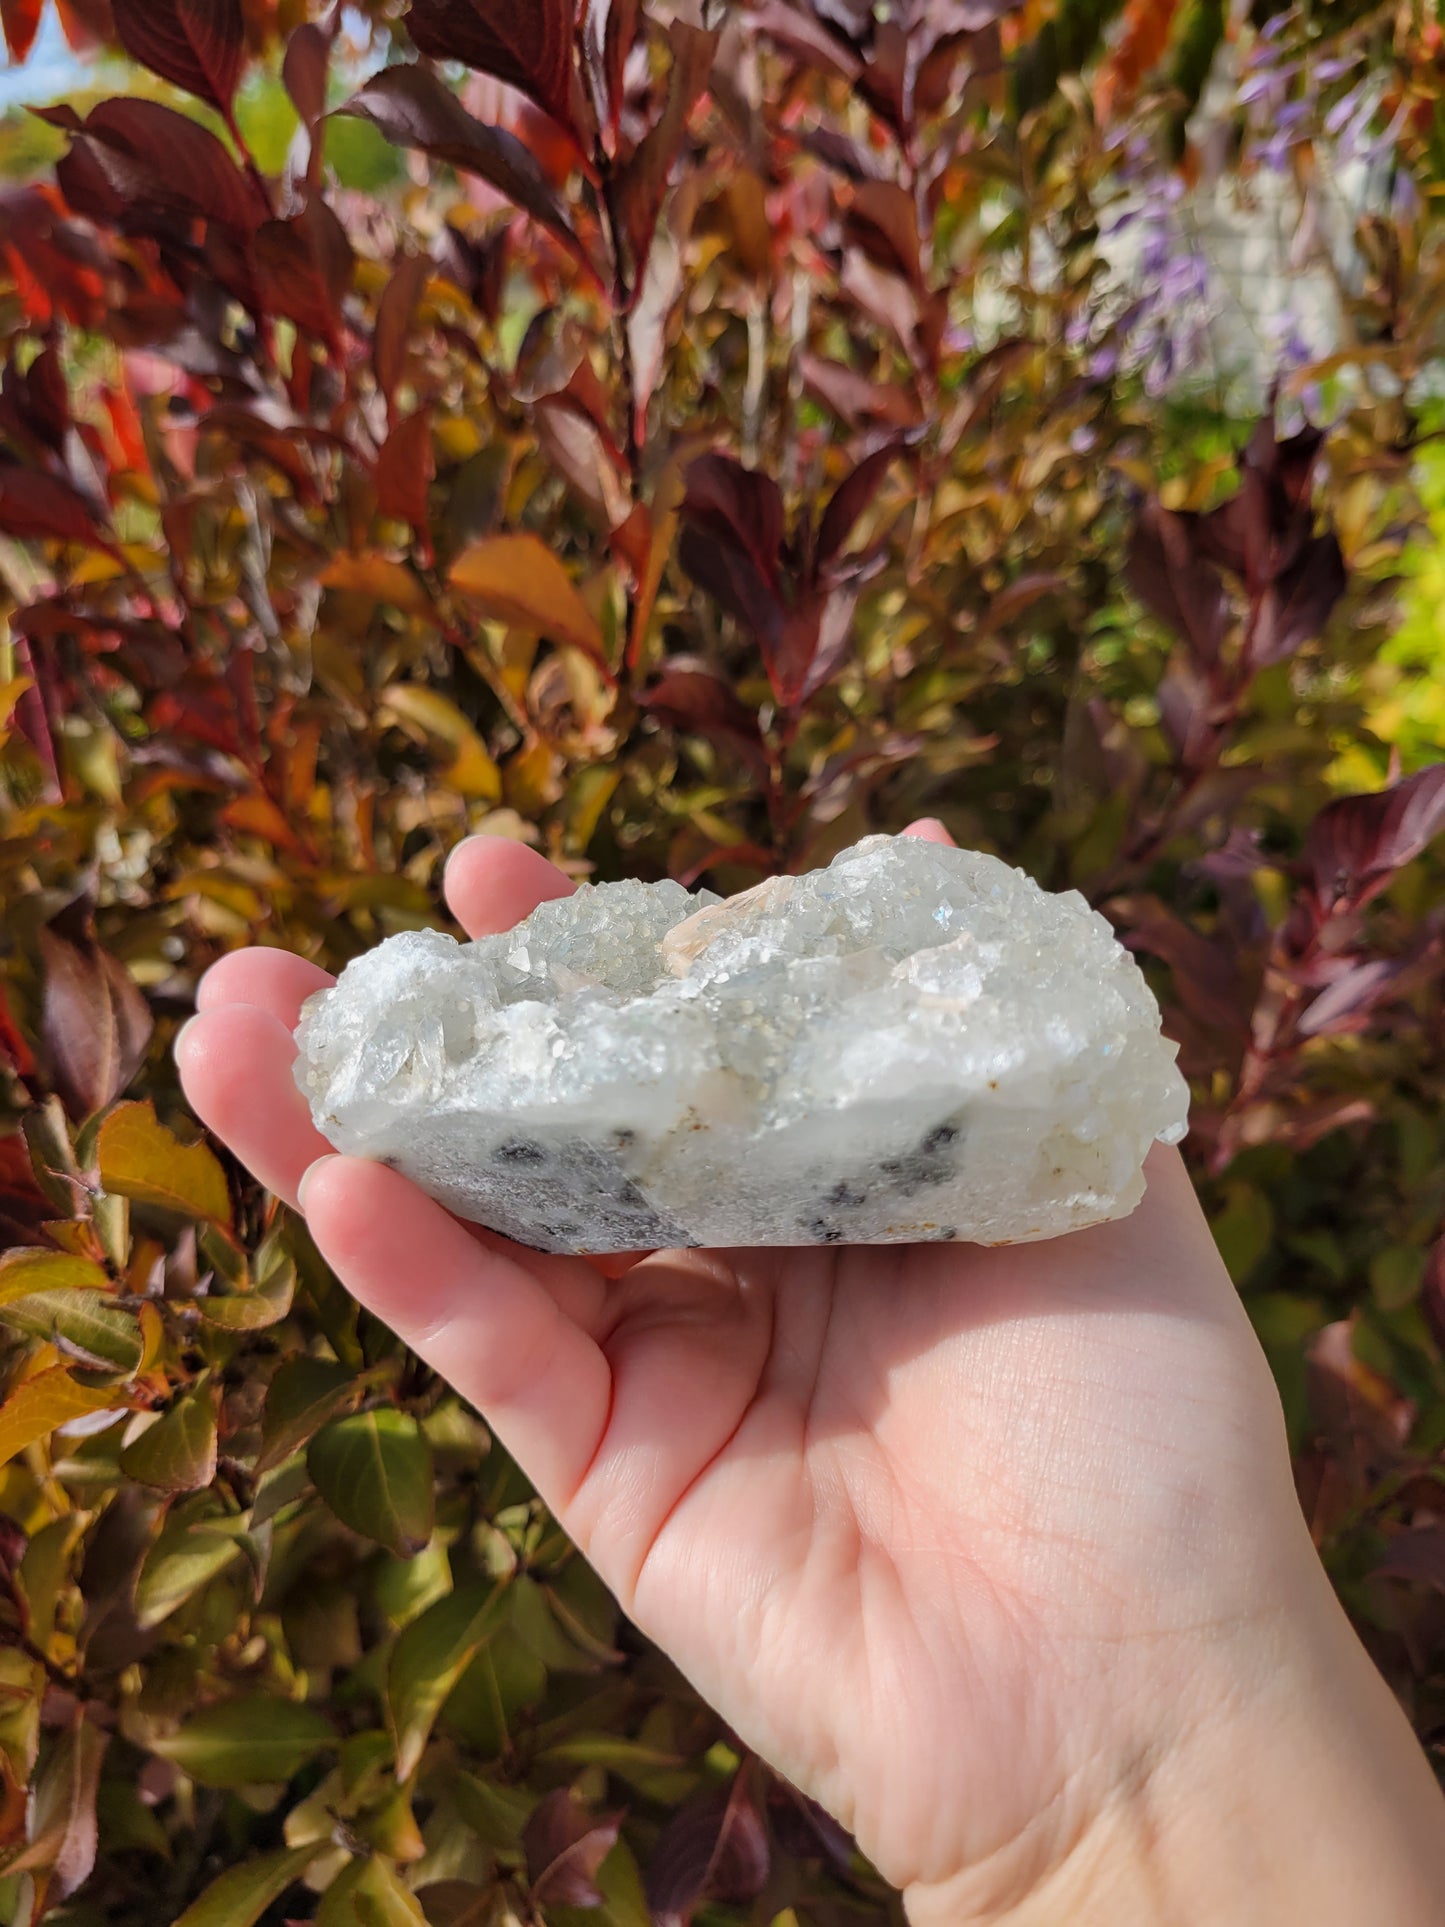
178,827 -> 1445,1925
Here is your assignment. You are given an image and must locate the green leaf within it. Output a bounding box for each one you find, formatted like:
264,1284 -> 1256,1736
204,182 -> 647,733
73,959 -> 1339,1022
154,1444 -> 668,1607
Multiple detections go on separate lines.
97,1101 -> 232,1227
0,1289 -> 143,1375
120,1378 -> 219,1493
134,1502 -> 245,1630
316,1855 -> 426,1926
0,1249 -> 111,1301
258,1356 -> 362,1474
154,1699 -> 335,1790
1210,1183 -> 1273,1286
451,1771 -> 534,1852
387,1581 -> 507,1781
1371,1245 -> 1427,1313
308,1408 -> 434,1558
171,1844 -> 319,1927
18,1514 -> 87,1653
197,1243 -> 296,1331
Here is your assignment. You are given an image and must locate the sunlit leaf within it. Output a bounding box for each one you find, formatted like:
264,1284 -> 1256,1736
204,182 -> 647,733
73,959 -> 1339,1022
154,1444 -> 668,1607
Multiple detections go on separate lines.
0,1288 -> 143,1375
97,1102 -> 232,1227
119,1377 -> 219,1493
315,1853 -> 427,1926
0,1369 -> 121,1468
381,684 -> 502,801
387,1581 -> 507,1781
451,534 -> 607,664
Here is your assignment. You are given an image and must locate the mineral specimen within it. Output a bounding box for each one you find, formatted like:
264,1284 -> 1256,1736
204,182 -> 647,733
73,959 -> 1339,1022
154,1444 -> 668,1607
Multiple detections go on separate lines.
293,835 -> 1189,1253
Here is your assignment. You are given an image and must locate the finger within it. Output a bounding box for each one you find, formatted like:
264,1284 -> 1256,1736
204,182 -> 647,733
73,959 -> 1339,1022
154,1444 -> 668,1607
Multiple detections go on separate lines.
904,817 -> 955,846
180,996 -> 610,1322
445,837 -> 575,939
299,1156 -> 613,1510
197,948 -> 334,1029
177,1003 -> 334,1209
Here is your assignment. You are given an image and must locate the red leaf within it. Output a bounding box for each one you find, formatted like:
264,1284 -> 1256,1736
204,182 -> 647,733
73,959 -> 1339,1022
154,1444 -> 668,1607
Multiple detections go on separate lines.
113,0 -> 245,114
1373,1525 -> 1445,1593
1113,897 -> 1249,1037
0,188 -> 108,328
55,97 -> 263,235
0,467 -> 103,548
1295,958 -> 1401,1038
1126,500 -> 1229,668
1307,765 -> 1445,910
1,0 -> 43,61
846,179 -> 923,290
375,252 -> 432,412
815,432 -> 914,571
646,1770 -> 771,1927
252,197 -> 355,340
752,2 -> 862,82
1094,0 -> 1181,123
406,0 -> 580,133
0,982 -> 36,1080
1247,533 -> 1347,668
38,909 -> 154,1123
283,21 -> 332,133
340,65 -> 587,269
376,410 -> 436,539
682,453 -> 784,594
615,21 -> 717,293
54,0 -> 113,53
583,0 -> 638,138
523,1789 -> 622,1909
643,658 -> 767,767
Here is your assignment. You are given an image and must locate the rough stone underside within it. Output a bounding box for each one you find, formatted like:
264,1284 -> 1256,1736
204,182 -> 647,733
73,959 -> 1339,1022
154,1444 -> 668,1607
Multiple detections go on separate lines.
293,836 -> 1190,1253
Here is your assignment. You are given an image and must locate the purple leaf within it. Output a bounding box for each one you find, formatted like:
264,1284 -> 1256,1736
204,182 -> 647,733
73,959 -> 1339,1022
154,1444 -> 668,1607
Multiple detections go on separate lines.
815,431 -> 916,571
112,0 -> 245,115
646,1770 -> 770,1927
1126,500 -> 1229,667
523,1788 -> 623,1910
406,0 -> 580,134
339,66 -> 587,269
1373,1525 -> 1445,1592
1307,765 -> 1445,910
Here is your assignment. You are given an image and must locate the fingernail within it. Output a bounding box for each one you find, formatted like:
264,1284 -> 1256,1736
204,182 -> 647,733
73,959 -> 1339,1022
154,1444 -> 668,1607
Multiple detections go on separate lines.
905,817 -> 953,844
173,1014 -> 201,1060
297,1156 -> 337,1214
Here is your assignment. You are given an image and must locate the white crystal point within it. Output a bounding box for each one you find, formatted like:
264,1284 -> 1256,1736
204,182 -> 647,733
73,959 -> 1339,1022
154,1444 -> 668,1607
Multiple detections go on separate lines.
293,835 -> 1189,1253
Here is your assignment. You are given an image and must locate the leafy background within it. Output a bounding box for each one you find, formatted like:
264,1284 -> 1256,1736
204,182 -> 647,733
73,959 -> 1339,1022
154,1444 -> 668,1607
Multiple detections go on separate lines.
1,1 -> 1444,1922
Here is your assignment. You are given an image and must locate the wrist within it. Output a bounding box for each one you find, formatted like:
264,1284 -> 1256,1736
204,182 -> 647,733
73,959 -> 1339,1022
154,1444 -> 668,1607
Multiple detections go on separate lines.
904,1556 -> 1445,1927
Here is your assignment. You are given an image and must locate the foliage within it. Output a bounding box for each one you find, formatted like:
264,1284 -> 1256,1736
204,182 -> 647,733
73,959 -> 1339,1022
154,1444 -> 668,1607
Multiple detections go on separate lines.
0,1 -> 1444,1922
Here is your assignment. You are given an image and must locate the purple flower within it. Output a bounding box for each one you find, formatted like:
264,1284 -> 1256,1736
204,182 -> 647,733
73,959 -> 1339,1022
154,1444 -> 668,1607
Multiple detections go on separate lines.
1325,83 -> 1367,138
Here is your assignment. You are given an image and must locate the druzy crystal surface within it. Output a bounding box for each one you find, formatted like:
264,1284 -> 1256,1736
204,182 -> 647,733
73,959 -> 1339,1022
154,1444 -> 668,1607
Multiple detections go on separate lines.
293,836 -> 1189,1253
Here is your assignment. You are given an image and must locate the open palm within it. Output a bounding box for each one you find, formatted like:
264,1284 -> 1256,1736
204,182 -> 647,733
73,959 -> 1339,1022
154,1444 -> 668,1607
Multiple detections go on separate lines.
178,829 -> 1313,1918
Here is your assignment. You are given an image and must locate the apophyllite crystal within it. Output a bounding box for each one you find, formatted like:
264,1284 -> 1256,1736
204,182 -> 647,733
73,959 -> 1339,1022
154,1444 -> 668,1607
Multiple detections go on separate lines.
293,835 -> 1189,1253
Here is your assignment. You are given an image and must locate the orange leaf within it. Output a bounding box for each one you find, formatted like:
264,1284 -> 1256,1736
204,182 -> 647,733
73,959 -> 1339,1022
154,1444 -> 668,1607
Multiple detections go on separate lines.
0,1368 -> 123,1467
1095,0 -> 1181,124
451,533 -> 608,667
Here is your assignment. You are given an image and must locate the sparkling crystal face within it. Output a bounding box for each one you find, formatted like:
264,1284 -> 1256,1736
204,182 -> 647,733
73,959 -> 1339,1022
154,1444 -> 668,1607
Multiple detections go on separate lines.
293,835 -> 1190,1253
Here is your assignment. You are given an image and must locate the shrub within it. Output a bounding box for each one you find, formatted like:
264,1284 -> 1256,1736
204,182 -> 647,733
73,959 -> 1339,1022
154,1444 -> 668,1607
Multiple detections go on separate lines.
0,2 -> 1443,1921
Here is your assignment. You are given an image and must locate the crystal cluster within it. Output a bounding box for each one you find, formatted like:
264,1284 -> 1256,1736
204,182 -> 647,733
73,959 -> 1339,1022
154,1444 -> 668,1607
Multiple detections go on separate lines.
293,836 -> 1189,1253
